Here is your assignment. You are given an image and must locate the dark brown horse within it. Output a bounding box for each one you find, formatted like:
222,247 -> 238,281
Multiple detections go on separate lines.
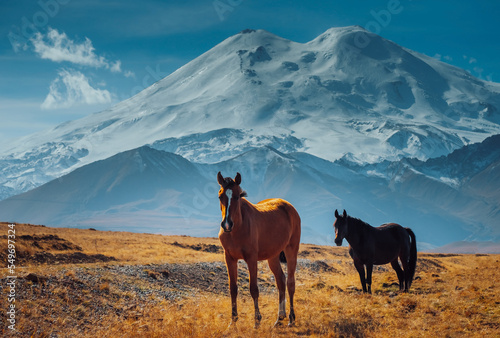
333,209 -> 417,293
217,172 -> 301,328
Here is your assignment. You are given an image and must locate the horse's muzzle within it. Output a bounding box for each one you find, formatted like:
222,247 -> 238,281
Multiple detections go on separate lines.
221,219 -> 234,232
334,238 -> 343,246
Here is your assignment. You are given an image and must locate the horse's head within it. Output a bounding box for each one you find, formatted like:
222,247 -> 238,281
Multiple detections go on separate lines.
333,209 -> 348,246
217,172 -> 248,233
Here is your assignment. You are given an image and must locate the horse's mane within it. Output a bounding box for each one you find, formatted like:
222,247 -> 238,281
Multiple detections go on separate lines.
347,215 -> 372,229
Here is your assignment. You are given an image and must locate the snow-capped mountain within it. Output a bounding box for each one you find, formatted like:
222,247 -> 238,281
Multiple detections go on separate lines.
2,26 -> 500,200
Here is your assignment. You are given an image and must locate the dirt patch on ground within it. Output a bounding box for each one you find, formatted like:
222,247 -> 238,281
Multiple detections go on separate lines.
425,253 -> 462,258
2,234 -> 83,251
298,259 -> 342,274
26,252 -> 117,265
299,246 -> 324,257
417,258 -> 447,272
171,241 -> 223,253
148,262 -> 230,294
1,233 -> 117,265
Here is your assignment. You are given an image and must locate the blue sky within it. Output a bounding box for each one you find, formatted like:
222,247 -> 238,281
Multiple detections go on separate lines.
1,0 -> 499,144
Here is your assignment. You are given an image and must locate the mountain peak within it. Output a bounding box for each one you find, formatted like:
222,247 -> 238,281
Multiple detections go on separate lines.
239,28 -> 257,34
309,25 -> 370,44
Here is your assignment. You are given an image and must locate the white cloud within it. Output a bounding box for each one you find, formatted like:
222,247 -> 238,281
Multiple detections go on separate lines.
124,70 -> 135,78
31,28 -> 108,68
110,60 -> 122,73
41,69 -> 112,109
433,54 -> 453,62
30,28 -> 129,74
463,55 -> 477,64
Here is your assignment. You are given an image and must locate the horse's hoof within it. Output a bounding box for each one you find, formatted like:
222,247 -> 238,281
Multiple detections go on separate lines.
254,321 -> 261,329
226,319 -> 238,331
273,320 -> 284,328
288,321 -> 295,327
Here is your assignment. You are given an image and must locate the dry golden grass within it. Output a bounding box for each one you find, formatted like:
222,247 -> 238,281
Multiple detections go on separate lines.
1,222 -> 499,337
0,222 -> 223,264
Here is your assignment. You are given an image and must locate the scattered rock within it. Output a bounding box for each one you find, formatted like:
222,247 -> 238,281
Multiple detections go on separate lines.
312,281 -> 326,289
25,273 -> 48,284
382,282 -> 400,288
282,61 -> 299,71
304,260 -> 340,273
299,250 -> 311,257
333,285 -> 344,293
146,270 -> 160,280
346,286 -> 362,293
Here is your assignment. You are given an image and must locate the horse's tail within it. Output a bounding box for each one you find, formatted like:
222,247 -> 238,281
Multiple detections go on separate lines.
405,227 -> 417,287
279,251 -> 287,264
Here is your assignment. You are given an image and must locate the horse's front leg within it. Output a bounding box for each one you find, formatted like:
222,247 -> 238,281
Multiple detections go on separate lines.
247,258 -> 262,328
366,263 -> 373,294
353,259 -> 367,293
225,254 -> 239,326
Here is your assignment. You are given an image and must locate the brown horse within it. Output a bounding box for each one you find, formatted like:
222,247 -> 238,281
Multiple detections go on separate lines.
217,172 -> 301,328
333,209 -> 417,294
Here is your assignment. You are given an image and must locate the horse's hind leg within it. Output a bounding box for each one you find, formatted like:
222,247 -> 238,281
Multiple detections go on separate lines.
400,255 -> 411,292
284,246 -> 298,326
268,255 -> 286,327
390,260 -> 405,291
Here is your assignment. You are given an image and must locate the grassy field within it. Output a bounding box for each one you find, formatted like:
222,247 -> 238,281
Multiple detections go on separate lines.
1,222 -> 499,337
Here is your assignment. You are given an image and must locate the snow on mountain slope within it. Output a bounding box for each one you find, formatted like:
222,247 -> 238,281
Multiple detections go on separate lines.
150,128 -> 305,163
2,26 -> 500,200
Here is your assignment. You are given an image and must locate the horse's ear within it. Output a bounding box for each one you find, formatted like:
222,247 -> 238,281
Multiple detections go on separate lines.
235,172 -> 242,185
343,209 -> 347,218
217,172 -> 225,186
335,209 -> 339,218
